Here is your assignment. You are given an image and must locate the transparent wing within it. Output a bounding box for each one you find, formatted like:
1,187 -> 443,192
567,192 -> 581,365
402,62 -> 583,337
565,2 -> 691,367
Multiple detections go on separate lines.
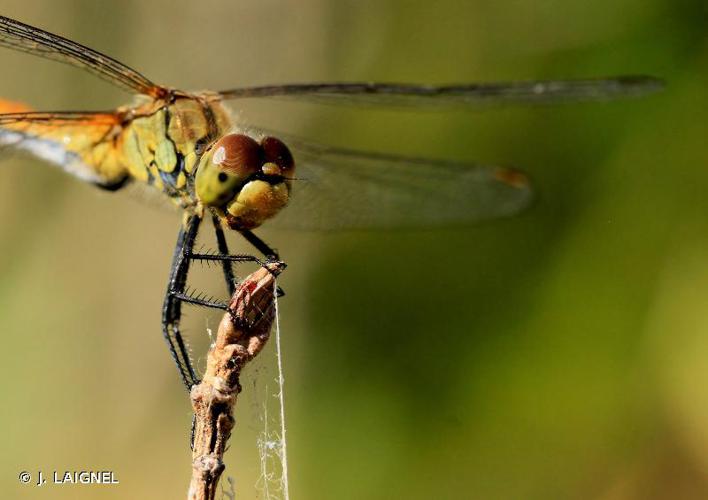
219,76 -> 663,108
255,131 -> 532,230
0,15 -> 166,97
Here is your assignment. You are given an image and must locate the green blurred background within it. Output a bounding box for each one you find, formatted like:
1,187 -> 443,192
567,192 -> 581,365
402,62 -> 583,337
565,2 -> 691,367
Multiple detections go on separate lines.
0,0 -> 706,498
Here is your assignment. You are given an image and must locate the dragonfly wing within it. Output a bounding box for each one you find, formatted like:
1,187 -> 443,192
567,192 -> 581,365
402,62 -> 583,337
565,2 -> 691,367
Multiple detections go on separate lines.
0,15 -> 166,97
254,131 -> 532,230
218,76 -> 663,109
0,103 -> 128,187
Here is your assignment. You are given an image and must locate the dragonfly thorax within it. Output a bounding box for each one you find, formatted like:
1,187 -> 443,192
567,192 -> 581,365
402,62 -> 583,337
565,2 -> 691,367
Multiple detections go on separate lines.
195,133 -> 295,230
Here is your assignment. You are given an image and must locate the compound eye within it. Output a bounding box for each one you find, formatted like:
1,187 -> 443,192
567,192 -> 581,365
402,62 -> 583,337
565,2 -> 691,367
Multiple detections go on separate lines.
212,134 -> 261,178
261,136 -> 294,176
196,134 -> 262,207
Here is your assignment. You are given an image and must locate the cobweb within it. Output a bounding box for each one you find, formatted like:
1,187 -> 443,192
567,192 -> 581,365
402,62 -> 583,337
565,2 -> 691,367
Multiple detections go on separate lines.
226,285 -> 290,500
257,292 -> 290,499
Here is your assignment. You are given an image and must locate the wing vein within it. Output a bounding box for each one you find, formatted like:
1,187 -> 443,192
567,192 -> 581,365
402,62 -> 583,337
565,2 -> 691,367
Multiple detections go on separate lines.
219,77 -> 664,108
0,15 -> 165,96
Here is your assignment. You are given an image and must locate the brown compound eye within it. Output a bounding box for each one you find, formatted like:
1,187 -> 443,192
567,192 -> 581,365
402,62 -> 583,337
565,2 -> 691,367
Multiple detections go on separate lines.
211,134 -> 261,177
195,133 -> 263,207
261,136 -> 294,176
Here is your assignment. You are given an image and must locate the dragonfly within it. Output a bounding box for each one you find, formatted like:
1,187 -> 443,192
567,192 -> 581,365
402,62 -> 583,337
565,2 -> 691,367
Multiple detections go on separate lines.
0,15 -> 663,391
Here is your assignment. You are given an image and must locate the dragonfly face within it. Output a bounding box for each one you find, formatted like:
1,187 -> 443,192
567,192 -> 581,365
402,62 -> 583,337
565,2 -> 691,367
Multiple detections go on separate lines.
0,14 -> 663,389
195,133 -> 295,230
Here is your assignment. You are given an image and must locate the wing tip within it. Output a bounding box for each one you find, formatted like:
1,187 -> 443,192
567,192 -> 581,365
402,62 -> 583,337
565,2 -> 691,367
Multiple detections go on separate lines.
617,75 -> 666,94
493,166 -> 531,190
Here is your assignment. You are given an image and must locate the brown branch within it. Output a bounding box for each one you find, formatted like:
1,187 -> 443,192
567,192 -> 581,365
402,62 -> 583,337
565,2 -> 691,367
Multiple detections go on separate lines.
188,261 -> 285,500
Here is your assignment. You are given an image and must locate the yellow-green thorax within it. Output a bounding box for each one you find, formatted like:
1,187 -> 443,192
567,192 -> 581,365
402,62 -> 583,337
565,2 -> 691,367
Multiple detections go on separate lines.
120,95 -> 232,209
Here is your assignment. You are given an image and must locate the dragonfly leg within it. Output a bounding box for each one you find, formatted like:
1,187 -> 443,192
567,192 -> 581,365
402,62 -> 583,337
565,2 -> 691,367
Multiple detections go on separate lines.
162,216 -> 268,390
162,214 -> 202,389
212,214 -> 236,296
239,228 -> 280,260
238,229 -> 287,297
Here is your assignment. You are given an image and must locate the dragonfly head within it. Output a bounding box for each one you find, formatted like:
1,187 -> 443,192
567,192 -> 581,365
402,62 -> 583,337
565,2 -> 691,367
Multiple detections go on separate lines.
195,133 -> 295,229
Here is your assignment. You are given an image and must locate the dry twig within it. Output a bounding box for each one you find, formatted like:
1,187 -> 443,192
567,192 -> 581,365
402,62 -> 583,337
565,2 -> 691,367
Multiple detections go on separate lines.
188,261 -> 284,500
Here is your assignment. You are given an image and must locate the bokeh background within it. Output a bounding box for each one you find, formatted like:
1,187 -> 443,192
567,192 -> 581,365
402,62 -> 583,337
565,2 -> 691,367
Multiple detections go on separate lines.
0,0 -> 706,498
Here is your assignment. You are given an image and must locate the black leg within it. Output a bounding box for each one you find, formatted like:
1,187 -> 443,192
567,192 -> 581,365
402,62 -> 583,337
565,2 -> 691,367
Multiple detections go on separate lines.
162,214 -> 202,389
238,229 -> 287,297
212,214 -> 236,296
239,228 -> 279,260
162,215 -> 266,390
